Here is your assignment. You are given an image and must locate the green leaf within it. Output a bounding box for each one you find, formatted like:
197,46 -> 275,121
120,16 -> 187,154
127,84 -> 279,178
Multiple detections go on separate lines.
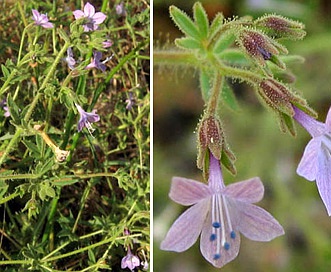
175,37 -> 202,50
193,2 -> 209,39
7,93 -> 21,124
208,13 -> 224,41
22,139 -> 41,157
169,5 -> 200,40
1,64 -> 10,78
221,82 -> 239,111
219,49 -> 250,66
213,31 -> 236,54
0,180 -> 9,199
199,69 -> 213,103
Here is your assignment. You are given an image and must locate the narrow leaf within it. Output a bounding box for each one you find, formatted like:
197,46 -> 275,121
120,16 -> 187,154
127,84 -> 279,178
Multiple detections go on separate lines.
175,37 -> 202,50
193,2 -> 209,39
199,70 -> 213,103
213,31 -> 236,54
221,82 -> 239,111
1,64 -> 10,78
208,13 -> 224,41
169,5 -> 201,40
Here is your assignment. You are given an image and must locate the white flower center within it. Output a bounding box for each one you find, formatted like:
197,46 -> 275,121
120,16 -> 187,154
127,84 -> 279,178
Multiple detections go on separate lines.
210,194 -> 236,260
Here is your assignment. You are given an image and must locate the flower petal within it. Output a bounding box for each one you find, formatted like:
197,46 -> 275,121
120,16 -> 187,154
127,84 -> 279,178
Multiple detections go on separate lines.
235,202 -> 284,241
297,138 -> 321,181
200,208 -> 241,268
84,2 -> 95,17
315,141 -> 331,215
41,22 -> 54,29
169,177 -> 211,206
222,177 -> 264,203
86,110 -> 100,123
326,107 -> 331,131
160,199 -> 209,252
32,9 -> 40,21
73,10 -> 85,19
92,12 -> 107,24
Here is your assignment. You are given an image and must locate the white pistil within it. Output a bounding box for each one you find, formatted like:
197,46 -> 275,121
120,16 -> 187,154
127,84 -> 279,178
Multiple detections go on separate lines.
222,196 -> 234,236
218,194 -> 227,248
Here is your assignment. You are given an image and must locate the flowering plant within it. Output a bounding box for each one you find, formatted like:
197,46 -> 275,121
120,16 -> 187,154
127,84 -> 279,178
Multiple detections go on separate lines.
155,1 -> 331,270
0,1 -> 149,270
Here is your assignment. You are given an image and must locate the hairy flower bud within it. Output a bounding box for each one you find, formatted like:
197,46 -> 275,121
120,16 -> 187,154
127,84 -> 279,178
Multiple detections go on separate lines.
258,78 -> 296,116
237,29 -> 287,68
197,115 -> 236,174
258,78 -> 316,135
255,15 -> 306,40
198,115 -> 224,166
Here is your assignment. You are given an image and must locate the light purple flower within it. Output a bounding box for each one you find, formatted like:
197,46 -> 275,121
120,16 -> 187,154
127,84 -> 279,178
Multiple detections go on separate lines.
102,39 -> 113,48
73,2 -> 106,32
125,92 -> 135,110
121,247 -> 140,272
0,99 -> 10,117
75,103 -> 100,135
161,153 -> 284,268
116,2 -> 126,16
294,106 -> 331,215
65,47 -> 76,70
32,9 -> 54,29
85,51 -> 107,72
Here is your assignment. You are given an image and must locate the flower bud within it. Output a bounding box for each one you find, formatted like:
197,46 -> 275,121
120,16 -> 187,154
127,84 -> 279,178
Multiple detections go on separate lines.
258,78 -> 295,116
197,115 -> 236,174
198,115 -> 224,168
255,15 -> 306,40
237,29 -> 287,68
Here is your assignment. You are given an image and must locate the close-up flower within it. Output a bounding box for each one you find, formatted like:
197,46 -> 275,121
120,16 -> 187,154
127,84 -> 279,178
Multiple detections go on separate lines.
121,247 -> 140,272
73,2 -> 106,32
65,47 -> 76,70
161,153 -> 284,268
32,9 -> 54,29
294,106 -> 331,215
75,103 -> 100,135
85,51 -> 107,72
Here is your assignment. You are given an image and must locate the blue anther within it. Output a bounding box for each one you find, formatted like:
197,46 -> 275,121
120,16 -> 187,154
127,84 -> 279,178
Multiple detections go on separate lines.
212,222 -> 221,228
210,234 -> 217,241
213,254 -> 221,260
230,231 -> 236,239
224,242 -> 230,250
257,46 -> 272,60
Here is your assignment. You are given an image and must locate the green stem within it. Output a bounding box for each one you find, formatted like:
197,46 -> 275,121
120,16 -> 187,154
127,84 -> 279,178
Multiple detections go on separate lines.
154,50 -> 199,67
0,128 -> 23,167
24,41 -> 70,122
206,74 -> 223,115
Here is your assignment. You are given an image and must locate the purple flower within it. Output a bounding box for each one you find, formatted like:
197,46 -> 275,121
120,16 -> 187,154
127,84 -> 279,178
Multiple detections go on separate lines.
65,47 -> 76,70
116,2 -> 126,16
102,39 -> 113,48
121,247 -> 140,272
294,106 -> 331,215
0,99 -> 10,117
32,9 -> 54,29
75,103 -> 100,135
125,92 -> 135,110
161,153 -> 284,268
85,51 -> 107,72
73,2 -> 106,32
